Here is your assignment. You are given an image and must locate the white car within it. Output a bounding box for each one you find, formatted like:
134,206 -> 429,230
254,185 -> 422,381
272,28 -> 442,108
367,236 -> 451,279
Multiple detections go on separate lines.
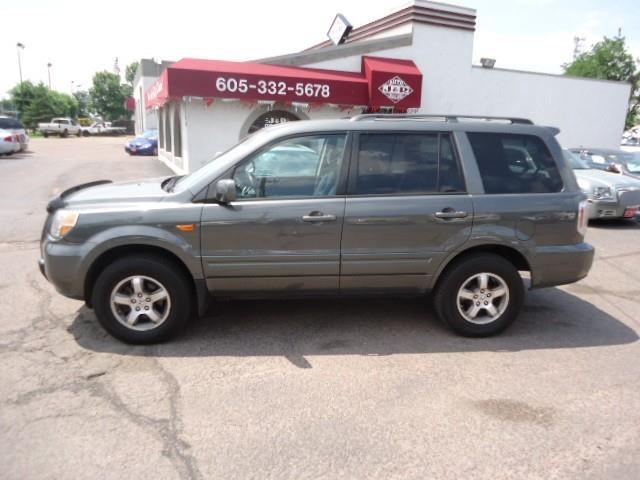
38,117 -> 82,137
0,116 -> 29,151
0,128 -> 20,155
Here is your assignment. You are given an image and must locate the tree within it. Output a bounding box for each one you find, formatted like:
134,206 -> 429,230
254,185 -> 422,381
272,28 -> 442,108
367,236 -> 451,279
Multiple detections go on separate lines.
125,61 -> 139,87
8,81 -> 37,120
563,36 -> 639,129
89,71 -> 129,121
20,83 -> 78,128
73,90 -> 91,118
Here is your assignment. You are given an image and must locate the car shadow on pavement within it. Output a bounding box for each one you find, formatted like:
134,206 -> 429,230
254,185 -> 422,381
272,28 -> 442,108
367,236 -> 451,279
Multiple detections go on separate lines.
69,286 -> 638,367
589,218 -> 639,229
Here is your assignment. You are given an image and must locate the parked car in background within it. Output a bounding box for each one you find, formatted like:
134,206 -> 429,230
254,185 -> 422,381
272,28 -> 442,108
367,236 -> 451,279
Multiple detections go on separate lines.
621,136 -> 639,147
124,129 -> 158,155
564,149 -> 640,219
570,148 -> 640,181
39,115 -> 594,344
0,129 -> 20,155
81,122 -> 107,136
82,122 -> 128,137
38,118 -> 82,137
0,116 -> 29,151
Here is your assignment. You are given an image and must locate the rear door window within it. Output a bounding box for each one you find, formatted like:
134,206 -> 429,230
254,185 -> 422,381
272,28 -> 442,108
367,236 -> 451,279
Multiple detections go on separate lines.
467,132 -> 563,194
353,133 -> 465,195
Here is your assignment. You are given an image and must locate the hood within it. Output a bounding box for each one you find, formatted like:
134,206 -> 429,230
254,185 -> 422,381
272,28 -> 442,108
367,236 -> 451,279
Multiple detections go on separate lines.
129,137 -> 157,146
60,178 -> 170,208
574,169 -> 640,190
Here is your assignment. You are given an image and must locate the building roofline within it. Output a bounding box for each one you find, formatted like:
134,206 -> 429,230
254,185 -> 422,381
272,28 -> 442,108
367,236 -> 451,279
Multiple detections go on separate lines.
259,33 -> 413,66
305,0 -> 475,51
471,65 -> 632,87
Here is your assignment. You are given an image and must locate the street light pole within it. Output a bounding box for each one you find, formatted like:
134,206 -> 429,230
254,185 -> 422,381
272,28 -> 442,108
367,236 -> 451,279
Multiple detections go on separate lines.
47,63 -> 52,89
16,42 -> 25,85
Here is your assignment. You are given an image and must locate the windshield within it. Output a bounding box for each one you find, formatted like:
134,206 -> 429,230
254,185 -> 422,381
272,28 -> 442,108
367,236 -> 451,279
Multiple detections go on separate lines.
625,152 -> 640,173
141,130 -> 158,140
563,149 -> 589,169
173,129 -> 272,192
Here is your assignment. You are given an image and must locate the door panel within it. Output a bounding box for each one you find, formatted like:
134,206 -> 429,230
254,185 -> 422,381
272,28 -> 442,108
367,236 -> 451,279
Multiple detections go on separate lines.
340,195 -> 473,292
200,198 -> 345,294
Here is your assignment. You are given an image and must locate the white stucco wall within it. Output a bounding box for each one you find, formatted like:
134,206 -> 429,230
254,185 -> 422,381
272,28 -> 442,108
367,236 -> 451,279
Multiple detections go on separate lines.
153,18 -> 631,174
133,75 -> 159,135
177,99 -> 360,173
298,22 -> 631,149
466,67 -> 630,148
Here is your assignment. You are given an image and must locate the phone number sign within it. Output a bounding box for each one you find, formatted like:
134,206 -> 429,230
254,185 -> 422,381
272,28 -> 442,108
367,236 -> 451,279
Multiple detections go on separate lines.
166,67 -> 369,106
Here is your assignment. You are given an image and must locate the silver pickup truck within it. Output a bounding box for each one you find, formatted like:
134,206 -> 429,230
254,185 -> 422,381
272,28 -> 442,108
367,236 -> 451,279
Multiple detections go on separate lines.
38,117 -> 82,137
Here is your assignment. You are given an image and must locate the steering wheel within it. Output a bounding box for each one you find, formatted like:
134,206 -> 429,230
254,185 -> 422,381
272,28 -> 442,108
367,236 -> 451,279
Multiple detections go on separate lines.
234,161 -> 257,197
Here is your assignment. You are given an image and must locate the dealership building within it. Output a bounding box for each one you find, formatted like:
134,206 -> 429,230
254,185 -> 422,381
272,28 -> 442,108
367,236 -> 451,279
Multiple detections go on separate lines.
133,0 -> 631,174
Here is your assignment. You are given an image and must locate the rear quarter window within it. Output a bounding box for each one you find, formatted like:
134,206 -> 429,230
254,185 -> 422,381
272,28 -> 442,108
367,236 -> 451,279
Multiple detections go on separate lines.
467,132 -> 563,194
0,118 -> 23,129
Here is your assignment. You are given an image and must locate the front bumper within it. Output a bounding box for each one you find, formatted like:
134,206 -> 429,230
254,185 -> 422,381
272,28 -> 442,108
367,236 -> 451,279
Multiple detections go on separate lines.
39,237 -> 86,301
586,199 -> 638,219
125,144 -> 155,155
530,242 -> 595,288
586,189 -> 640,219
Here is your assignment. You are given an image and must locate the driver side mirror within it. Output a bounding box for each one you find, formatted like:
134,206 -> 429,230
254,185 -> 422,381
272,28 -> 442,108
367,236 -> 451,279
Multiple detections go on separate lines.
214,179 -> 237,204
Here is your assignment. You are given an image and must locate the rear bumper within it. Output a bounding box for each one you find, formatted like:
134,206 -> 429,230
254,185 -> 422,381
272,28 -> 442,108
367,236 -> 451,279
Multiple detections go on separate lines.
530,242 -> 594,288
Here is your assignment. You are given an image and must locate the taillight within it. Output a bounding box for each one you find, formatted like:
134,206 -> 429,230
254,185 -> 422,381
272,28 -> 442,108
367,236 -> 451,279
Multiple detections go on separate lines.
577,200 -> 588,237
3,136 -> 12,142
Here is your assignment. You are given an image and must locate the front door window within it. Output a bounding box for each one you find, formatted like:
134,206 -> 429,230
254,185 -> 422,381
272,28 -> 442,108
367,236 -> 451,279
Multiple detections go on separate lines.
233,134 -> 347,199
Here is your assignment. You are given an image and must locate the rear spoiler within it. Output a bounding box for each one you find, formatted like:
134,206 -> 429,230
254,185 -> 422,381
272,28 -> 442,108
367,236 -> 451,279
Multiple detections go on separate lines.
545,126 -> 561,136
46,180 -> 112,213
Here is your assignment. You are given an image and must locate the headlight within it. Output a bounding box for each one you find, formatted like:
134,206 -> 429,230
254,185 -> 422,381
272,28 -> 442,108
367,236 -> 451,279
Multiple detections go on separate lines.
50,210 -> 79,239
592,186 -> 613,200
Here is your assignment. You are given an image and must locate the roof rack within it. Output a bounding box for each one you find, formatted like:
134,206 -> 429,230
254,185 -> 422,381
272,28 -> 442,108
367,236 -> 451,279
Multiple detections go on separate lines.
349,114 -> 534,125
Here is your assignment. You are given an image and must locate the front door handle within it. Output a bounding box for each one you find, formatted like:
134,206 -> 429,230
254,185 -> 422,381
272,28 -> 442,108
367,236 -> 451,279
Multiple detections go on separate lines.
434,209 -> 468,219
302,211 -> 337,222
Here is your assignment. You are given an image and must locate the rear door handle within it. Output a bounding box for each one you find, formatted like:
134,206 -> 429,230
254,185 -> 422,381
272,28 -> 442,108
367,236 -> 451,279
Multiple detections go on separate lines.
302,211 -> 337,222
434,210 -> 468,219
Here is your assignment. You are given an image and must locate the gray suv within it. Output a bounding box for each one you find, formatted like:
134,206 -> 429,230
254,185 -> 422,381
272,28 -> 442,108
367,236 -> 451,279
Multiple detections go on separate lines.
39,115 -> 594,343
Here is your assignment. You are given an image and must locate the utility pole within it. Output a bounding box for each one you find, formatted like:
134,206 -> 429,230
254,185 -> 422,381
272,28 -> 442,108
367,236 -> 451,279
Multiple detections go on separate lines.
47,63 -> 52,89
16,42 -> 25,85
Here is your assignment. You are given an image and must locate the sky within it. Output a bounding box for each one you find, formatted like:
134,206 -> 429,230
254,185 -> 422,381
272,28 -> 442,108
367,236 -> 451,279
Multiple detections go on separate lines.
1,0 -> 639,99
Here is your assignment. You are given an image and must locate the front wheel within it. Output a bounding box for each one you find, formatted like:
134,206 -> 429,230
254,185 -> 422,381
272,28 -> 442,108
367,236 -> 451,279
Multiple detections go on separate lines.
92,255 -> 193,344
43,131 -> 49,138
433,253 -> 524,337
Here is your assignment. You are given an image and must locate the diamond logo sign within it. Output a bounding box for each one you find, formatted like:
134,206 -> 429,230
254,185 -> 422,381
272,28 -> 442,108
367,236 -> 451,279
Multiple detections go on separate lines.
378,76 -> 414,103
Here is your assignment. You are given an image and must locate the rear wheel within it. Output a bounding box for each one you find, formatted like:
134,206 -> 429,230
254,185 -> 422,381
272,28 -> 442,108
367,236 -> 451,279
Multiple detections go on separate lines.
433,253 -> 524,336
60,129 -> 68,138
92,255 -> 193,344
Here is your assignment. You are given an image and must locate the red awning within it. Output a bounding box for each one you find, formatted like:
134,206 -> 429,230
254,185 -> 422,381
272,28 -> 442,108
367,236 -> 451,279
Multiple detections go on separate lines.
145,56 -> 422,109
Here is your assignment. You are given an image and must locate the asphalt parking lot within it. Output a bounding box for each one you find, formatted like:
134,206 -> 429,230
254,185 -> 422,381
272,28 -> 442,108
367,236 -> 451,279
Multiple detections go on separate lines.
1,137 -> 639,479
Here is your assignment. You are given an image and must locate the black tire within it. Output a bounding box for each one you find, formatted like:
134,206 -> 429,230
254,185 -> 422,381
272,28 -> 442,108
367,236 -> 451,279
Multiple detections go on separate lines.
43,131 -> 49,138
61,129 -> 68,138
91,255 -> 193,344
82,130 -> 90,137
77,130 -> 83,137
433,253 -> 524,337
